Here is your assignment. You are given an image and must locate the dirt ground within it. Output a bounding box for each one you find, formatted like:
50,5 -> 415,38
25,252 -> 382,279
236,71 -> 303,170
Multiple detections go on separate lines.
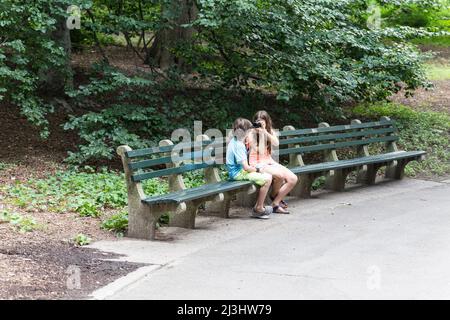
1,44 -> 449,300
0,238 -> 144,300
0,162 -> 144,300
389,80 -> 450,114
389,45 -> 450,113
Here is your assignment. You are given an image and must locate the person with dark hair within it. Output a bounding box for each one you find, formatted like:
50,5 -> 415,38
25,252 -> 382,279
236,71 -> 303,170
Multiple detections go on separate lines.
247,110 -> 298,214
226,118 -> 273,219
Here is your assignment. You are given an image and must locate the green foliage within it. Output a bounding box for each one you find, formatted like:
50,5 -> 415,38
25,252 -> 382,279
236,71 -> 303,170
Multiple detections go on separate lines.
0,162 -> 11,171
1,0 -> 442,164
73,233 -> 92,246
156,213 -> 170,228
0,210 -> 39,233
380,0 -> 449,28
0,0 -> 84,138
101,210 -> 128,235
183,170 -> 205,188
143,178 -> 169,196
381,1 -> 450,46
5,167 -> 127,216
2,166 -> 207,235
352,103 -> 450,177
312,176 -> 326,191
64,64 -> 232,163
187,0 -> 432,104
76,201 -> 101,217
412,35 -> 450,46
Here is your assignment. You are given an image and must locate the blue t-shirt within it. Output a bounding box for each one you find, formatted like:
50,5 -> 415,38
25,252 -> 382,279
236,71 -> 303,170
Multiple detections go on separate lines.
226,137 -> 248,179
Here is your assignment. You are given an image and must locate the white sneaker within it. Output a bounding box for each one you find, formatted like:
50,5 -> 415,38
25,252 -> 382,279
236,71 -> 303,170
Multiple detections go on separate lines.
251,206 -> 272,219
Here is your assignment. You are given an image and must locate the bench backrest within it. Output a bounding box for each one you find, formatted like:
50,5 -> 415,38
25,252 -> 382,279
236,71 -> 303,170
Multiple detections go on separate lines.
276,118 -> 398,160
124,138 -> 225,182
122,118 -> 397,182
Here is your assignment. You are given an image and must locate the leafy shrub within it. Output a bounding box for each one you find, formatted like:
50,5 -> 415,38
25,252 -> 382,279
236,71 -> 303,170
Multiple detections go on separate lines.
63,64 -> 234,163
0,0 -> 76,138
73,233 -> 92,246
312,176 -> 326,191
5,167 -> 127,216
143,178 -> 169,196
101,210 -> 128,234
0,162 -> 10,171
1,210 -> 38,233
2,166 -> 210,235
75,201 -> 101,217
188,0 -> 432,103
59,0 -> 439,164
156,213 -> 170,228
381,0 -> 447,28
351,103 -> 450,177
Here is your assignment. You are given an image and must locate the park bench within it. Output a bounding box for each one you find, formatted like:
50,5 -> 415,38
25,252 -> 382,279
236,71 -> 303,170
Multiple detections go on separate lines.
117,135 -> 255,240
118,116 -> 426,240
276,116 -> 426,198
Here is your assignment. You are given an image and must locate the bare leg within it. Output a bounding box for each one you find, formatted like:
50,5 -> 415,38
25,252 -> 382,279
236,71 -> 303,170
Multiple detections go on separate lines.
270,176 -> 284,198
273,174 -> 297,205
255,173 -> 272,212
261,165 -> 297,212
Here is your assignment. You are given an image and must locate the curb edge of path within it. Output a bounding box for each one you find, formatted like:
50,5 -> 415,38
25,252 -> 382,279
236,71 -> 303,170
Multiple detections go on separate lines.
89,264 -> 163,300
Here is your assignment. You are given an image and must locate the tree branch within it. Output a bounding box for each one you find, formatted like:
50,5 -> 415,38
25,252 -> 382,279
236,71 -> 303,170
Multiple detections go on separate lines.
86,9 -> 109,64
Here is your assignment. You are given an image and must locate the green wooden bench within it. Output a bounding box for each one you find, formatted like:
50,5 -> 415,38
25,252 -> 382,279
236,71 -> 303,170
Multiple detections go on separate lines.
118,116 -> 426,240
276,116 -> 426,198
117,135 -> 256,240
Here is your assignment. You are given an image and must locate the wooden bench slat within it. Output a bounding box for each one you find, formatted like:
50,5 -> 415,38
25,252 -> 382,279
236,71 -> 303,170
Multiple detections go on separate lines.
278,120 -> 394,137
276,136 -> 398,156
289,151 -> 426,174
128,147 -> 227,170
125,138 -> 225,158
131,162 -> 216,182
142,180 -> 253,205
279,127 -> 396,146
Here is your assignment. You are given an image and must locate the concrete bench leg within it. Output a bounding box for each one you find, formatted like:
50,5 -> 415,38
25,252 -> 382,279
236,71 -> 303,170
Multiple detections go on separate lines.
128,205 -> 158,240
128,202 -> 185,240
204,193 -> 232,218
357,164 -> 381,185
325,168 -> 352,192
290,173 -> 316,198
385,159 -> 407,180
169,201 -> 201,229
234,185 -> 258,207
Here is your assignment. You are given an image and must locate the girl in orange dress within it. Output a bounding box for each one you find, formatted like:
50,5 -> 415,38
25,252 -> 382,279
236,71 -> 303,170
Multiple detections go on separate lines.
246,110 -> 298,214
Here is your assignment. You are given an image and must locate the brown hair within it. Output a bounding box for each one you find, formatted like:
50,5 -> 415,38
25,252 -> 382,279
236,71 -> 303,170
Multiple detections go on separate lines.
253,110 -> 274,153
232,117 -> 252,140
253,110 -> 273,132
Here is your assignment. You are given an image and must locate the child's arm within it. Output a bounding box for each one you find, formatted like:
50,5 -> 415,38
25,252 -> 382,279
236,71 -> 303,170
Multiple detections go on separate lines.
241,159 -> 257,173
265,128 -> 279,147
234,139 -> 257,172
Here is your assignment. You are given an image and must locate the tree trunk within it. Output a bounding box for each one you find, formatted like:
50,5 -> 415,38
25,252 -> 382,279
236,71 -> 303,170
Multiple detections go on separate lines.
146,0 -> 198,70
40,14 -> 73,95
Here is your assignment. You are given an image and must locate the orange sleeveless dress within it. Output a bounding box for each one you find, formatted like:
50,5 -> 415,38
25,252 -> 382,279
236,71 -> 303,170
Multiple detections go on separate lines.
247,143 -> 273,166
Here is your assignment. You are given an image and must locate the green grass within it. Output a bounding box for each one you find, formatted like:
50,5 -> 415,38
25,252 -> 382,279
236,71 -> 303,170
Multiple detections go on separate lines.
351,103 -> 450,178
412,36 -> 450,47
425,61 -> 450,80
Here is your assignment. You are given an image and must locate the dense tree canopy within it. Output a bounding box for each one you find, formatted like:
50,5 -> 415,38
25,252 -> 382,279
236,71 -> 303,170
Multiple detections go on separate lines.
0,0 -> 447,162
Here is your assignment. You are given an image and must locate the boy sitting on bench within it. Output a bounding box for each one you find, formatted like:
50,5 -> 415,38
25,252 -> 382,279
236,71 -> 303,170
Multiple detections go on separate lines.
226,118 -> 273,219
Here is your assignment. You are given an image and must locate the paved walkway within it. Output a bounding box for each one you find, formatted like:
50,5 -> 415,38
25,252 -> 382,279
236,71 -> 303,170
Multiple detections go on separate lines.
90,178 -> 450,299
